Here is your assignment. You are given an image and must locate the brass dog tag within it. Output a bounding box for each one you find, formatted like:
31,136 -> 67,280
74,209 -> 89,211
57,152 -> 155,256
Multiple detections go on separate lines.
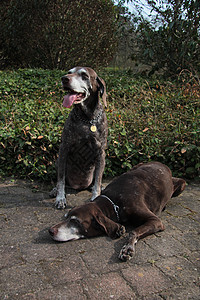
90,125 -> 97,132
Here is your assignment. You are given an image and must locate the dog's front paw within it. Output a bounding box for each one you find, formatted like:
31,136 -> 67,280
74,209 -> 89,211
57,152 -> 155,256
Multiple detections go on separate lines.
116,225 -> 126,237
118,244 -> 135,262
90,187 -> 100,201
90,195 -> 96,201
90,192 -> 99,201
55,196 -> 67,209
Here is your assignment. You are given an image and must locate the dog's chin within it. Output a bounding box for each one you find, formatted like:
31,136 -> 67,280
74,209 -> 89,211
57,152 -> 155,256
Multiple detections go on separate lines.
50,232 -> 84,242
74,98 -> 86,105
51,235 -> 83,242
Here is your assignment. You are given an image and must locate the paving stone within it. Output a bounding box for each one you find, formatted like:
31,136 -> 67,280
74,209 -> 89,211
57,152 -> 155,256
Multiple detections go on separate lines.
165,203 -> 192,217
82,272 -> 136,299
19,241 -> 61,263
1,207 -> 41,226
0,244 -> 24,269
155,256 -> 200,287
127,240 -> 161,265
164,215 -> 200,233
187,251 -> 200,271
80,242 -> 123,274
0,263 -> 49,299
144,234 -> 190,257
54,236 -> 95,258
142,295 -> 163,300
1,222 -> 41,245
39,255 -> 90,285
160,286 -> 200,300
122,264 -> 173,297
172,231 -> 200,252
20,283 -> 87,300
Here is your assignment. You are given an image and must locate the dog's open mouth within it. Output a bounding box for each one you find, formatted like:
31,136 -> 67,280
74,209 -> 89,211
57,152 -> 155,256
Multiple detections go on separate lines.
63,90 -> 86,108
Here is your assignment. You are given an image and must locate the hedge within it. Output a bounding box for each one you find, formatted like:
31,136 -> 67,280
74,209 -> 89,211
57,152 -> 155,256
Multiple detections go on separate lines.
0,68 -> 199,182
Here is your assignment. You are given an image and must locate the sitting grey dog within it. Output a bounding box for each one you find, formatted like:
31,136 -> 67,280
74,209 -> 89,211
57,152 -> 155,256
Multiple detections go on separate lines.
51,67 -> 108,209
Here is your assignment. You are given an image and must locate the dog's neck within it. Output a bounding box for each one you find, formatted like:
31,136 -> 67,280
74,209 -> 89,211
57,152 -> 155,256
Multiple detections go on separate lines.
78,92 -> 102,120
95,195 -> 120,222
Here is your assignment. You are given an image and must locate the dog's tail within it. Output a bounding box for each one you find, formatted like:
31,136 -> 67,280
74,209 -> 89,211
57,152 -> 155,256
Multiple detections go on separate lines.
172,177 -> 186,198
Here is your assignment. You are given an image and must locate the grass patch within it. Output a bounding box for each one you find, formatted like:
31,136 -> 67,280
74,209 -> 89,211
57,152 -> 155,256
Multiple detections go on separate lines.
0,68 -> 199,182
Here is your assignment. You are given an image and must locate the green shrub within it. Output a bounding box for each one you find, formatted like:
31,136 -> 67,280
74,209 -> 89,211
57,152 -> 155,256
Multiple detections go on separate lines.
101,69 -> 200,179
0,69 -> 65,180
0,69 -> 199,181
0,0 -> 117,69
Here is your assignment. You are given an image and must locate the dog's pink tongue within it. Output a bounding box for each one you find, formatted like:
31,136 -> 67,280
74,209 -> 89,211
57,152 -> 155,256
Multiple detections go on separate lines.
63,94 -> 78,108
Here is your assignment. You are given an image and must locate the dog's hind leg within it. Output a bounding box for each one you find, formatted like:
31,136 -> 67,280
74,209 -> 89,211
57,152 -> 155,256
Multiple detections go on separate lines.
119,213 -> 165,261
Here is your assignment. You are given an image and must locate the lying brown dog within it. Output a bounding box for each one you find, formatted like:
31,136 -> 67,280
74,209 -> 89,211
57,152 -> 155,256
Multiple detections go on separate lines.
49,162 -> 186,261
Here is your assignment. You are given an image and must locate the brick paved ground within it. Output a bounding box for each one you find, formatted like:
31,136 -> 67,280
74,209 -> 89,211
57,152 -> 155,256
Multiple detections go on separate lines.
0,178 -> 199,299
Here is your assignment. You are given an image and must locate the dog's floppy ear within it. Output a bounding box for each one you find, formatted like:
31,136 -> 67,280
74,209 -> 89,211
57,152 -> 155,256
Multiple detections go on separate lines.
96,77 -> 107,108
172,177 -> 186,197
94,213 -> 120,239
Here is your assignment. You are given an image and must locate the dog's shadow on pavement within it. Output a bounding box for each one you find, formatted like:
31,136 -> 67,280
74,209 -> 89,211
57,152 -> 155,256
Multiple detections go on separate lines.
34,213 -> 68,245
113,239 -> 128,263
107,225 -> 138,265
34,227 -> 53,244
107,230 -> 132,265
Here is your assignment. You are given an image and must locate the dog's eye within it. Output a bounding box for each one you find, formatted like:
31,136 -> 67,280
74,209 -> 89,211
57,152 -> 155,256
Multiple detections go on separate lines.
70,216 -> 80,224
81,72 -> 89,80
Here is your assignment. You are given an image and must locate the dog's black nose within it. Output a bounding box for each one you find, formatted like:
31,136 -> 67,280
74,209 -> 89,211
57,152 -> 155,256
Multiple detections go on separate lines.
49,227 -> 56,236
61,76 -> 69,84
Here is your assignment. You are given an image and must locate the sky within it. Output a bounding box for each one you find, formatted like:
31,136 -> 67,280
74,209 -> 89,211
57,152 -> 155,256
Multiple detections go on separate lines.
119,0 -> 160,21
116,0 -> 154,19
